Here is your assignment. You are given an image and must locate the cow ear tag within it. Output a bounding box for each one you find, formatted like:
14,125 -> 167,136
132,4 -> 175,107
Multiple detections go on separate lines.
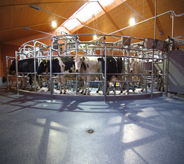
110,59 -> 112,62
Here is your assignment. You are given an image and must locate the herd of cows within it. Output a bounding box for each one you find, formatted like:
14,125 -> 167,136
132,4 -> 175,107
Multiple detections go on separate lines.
9,55 -> 162,95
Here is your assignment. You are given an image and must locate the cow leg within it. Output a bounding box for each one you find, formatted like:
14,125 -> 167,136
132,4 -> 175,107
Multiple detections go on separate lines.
120,82 -> 124,94
83,81 -> 87,95
29,74 -> 33,91
132,82 -> 135,92
80,86 -> 84,94
96,83 -> 100,93
20,78 -> 23,89
80,81 -> 84,94
59,82 -> 62,94
59,76 -> 62,94
59,76 -> 64,94
87,82 -> 90,95
106,82 -> 109,95
20,73 -> 24,89
48,82 -> 50,91
63,77 -> 66,94
22,77 -> 26,90
113,82 -> 116,95
86,76 -> 90,95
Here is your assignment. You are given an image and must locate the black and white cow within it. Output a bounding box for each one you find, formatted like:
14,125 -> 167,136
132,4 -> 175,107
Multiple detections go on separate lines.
99,57 -> 124,95
74,54 -> 101,95
9,59 -> 38,90
37,57 -> 75,94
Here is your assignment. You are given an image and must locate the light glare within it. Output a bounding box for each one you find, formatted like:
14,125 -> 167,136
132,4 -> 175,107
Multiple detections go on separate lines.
52,20 -> 57,28
129,18 -> 135,26
93,34 -> 97,40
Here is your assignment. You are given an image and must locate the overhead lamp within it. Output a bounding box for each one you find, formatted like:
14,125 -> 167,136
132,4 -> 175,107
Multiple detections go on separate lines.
29,5 -> 41,11
22,26 -> 31,30
129,17 -> 136,26
22,26 -> 54,36
52,20 -> 57,28
93,34 -> 97,40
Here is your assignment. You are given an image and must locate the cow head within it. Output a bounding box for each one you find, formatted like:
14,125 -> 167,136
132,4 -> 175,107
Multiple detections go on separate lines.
130,59 -> 135,73
74,54 -> 83,72
9,59 -> 16,75
37,60 -> 49,74
130,59 -> 139,73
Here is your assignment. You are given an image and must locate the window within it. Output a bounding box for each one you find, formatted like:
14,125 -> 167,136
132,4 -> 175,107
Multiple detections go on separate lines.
98,0 -> 115,6
63,18 -> 81,31
75,2 -> 102,22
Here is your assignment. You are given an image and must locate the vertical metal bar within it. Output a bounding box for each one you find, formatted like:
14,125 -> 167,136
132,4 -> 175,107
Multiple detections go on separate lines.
50,41 -> 53,100
127,50 -> 130,95
75,35 -> 78,95
123,50 -> 125,83
162,53 -> 164,94
34,41 -> 37,92
151,0 -> 157,99
76,73 -> 78,95
6,56 -> 9,91
104,46 -> 107,102
172,14 -> 174,38
15,52 -> 19,95
75,35 -> 78,56
65,37 -> 67,55
166,53 -> 169,96
151,49 -> 154,99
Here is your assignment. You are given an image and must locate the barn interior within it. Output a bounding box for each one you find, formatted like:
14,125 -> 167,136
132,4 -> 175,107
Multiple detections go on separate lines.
0,1 -> 184,163
0,0 -> 184,46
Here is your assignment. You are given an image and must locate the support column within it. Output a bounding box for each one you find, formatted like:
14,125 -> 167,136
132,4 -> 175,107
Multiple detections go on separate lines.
151,0 -> 157,99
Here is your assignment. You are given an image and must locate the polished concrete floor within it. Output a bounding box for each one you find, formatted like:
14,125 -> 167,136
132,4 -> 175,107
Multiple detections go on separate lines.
0,84 -> 184,164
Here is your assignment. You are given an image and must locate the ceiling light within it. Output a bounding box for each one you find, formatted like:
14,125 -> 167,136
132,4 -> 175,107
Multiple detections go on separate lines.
93,34 -> 97,40
22,26 -> 31,30
52,20 -> 57,28
129,17 -> 136,26
29,5 -> 41,11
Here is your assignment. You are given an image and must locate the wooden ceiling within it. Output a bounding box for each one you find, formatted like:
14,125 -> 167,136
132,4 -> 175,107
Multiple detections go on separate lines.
0,0 -> 184,47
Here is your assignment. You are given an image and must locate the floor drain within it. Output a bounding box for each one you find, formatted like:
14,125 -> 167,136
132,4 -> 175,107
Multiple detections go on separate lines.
86,129 -> 95,134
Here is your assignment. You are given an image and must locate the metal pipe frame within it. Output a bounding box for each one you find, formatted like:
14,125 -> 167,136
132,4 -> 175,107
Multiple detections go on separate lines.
7,33 -> 176,101
104,46 -> 107,101
151,0 -> 157,99
109,10 -> 181,35
15,52 -> 19,95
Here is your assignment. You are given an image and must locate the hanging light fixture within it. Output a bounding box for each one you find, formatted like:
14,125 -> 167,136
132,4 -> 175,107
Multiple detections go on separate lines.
129,17 -> 136,26
93,34 -> 97,40
52,20 -> 57,28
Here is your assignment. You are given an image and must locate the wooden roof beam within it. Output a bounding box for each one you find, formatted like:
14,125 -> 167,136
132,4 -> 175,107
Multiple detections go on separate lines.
146,0 -> 166,40
97,1 -> 124,35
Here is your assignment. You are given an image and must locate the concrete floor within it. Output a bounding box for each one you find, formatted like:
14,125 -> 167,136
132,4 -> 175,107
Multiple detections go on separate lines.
0,84 -> 184,164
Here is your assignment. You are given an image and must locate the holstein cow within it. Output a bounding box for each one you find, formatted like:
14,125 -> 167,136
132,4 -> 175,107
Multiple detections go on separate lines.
37,57 -> 75,94
9,59 -> 38,90
129,58 -> 145,92
74,54 -> 101,95
99,57 -> 124,95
